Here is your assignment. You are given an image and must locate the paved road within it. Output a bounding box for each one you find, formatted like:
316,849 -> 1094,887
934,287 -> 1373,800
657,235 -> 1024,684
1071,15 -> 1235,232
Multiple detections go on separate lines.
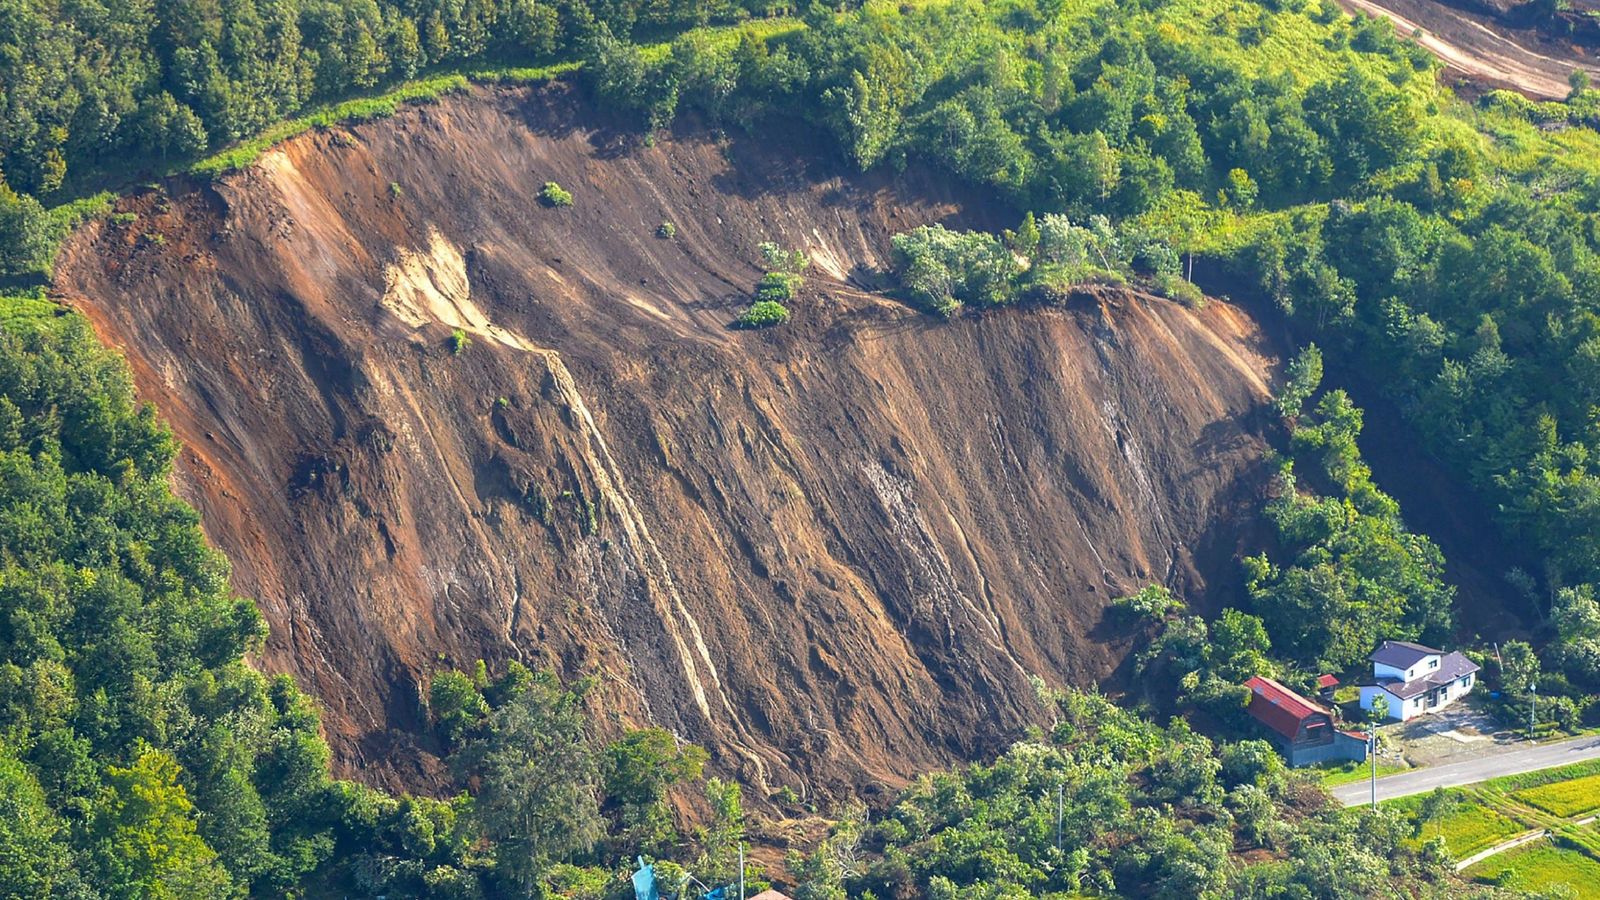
1333,733 -> 1600,805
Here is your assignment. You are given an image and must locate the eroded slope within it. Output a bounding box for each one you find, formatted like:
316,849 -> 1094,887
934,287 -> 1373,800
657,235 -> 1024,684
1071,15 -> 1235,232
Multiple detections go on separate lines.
55,85 -> 1279,796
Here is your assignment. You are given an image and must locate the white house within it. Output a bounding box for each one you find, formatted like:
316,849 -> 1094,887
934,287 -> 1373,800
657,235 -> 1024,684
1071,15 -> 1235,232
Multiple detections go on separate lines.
1358,640 -> 1480,722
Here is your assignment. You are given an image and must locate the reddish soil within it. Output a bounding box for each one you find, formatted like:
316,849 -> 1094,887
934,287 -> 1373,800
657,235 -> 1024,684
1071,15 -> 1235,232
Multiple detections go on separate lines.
53,84 -> 1283,799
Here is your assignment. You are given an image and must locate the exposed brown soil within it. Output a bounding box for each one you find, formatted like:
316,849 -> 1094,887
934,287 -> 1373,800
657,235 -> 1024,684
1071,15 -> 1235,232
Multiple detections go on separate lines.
53,84 -> 1282,799
1339,0 -> 1600,98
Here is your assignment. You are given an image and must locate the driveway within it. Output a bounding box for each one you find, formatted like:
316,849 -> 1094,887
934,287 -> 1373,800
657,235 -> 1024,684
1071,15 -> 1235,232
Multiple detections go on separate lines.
1333,733 -> 1600,805
1388,704 -> 1517,768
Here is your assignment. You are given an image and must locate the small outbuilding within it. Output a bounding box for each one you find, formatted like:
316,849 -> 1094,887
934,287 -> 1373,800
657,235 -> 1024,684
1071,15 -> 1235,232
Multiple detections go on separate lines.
1315,673 -> 1339,702
1244,675 -> 1368,767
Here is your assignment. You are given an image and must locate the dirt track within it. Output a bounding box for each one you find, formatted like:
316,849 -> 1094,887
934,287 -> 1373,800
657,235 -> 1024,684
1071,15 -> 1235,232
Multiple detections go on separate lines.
1338,0 -> 1600,98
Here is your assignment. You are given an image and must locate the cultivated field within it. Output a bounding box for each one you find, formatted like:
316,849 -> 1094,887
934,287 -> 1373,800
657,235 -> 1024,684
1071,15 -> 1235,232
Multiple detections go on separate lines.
1467,843 -> 1600,898
1395,760 -> 1600,893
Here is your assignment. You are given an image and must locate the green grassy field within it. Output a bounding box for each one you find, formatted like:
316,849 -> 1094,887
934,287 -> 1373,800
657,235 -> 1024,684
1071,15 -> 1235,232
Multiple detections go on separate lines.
1420,801 -> 1529,858
1317,758 -> 1407,787
1467,841 -> 1600,898
1383,759 -> 1600,875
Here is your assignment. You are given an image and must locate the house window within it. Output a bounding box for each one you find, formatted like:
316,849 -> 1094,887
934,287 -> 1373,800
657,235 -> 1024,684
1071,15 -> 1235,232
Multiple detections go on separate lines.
1429,658 -> 1438,669
1459,677 -> 1470,688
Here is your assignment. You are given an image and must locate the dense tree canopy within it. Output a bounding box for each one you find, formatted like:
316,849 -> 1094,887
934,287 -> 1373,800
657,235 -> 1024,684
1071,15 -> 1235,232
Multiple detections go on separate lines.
8,0 -> 1600,893
0,0 -> 773,203
788,688 -> 1470,898
0,309 -> 337,896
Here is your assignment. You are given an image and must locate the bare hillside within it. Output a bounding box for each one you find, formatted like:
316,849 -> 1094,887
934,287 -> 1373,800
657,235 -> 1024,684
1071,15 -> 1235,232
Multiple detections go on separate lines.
54,84 -> 1280,797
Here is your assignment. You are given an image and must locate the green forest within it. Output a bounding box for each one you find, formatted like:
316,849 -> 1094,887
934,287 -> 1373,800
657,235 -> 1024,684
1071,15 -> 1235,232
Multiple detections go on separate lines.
5,0 -> 1600,895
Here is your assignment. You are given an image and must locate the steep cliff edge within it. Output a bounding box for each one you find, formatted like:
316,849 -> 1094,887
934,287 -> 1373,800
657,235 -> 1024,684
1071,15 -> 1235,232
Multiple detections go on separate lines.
53,84 -> 1280,797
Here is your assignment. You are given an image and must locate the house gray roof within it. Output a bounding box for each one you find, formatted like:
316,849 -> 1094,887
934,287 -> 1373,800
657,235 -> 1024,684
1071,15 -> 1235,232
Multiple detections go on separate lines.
1369,640 -> 1443,671
1367,651 -> 1481,699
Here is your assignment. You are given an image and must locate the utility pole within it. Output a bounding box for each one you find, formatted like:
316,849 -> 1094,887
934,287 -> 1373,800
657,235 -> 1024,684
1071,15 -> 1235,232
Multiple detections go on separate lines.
1529,682 -> 1538,741
738,843 -> 745,900
1367,694 -> 1387,809
1369,730 -> 1377,809
1055,782 -> 1064,853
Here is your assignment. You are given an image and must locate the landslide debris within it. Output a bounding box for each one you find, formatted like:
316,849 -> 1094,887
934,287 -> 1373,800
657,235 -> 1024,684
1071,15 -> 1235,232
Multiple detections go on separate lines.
55,84 -> 1280,796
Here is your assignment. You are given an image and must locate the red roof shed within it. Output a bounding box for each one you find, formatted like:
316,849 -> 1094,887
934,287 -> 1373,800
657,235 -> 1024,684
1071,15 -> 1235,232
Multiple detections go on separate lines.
1244,676 -> 1329,740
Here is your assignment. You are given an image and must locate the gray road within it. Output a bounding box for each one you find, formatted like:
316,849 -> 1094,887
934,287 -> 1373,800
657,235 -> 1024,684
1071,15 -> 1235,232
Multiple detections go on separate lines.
1333,734 -> 1600,806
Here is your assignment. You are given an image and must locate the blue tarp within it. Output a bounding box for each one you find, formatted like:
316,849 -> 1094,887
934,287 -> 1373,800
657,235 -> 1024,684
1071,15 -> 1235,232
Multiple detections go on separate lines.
632,857 -> 659,900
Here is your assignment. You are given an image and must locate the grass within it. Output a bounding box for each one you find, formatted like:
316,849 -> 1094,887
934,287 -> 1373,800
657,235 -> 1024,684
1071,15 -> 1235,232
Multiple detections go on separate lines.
1380,758 -> 1600,874
1467,841 -> 1600,898
1317,758 -> 1407,787
467,60 -> 582,85
0,289 -> 65,335
1514,772 -> 1600,819
1151,0 -> 1421,89
48,191 -> 116,234
637,17 -> 803,64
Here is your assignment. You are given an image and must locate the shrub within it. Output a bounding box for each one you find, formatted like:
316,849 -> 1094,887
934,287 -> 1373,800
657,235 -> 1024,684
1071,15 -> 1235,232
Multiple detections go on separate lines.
756,271 -> 801,302
538,182 -> 573,208
1026,262 -> 1126,304
759,241 -> 808,274
429,671 -> 488,745
657,221 -> 676,239
450,329 -> 471,354
389,182 -> 404,198
891,225 -> 1018,316
1037,214 -> 1121,269
1220,740 -> 1286,790
1112,584 -> 1184,621
1154,273 -> 1205,307
735,300 -> 790,328
1123,228 -> 1181,278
